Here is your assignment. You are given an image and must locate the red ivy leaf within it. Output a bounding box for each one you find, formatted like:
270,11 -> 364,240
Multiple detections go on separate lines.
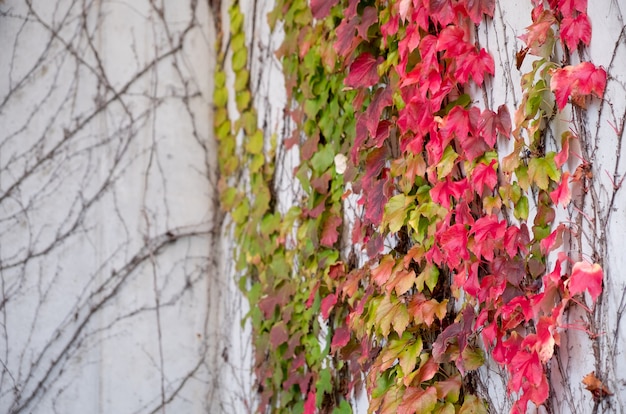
356,7 -> 378,40
310,0 -> 339,19
438,223 -> 470,269
334,17 -> 360,58
269,321 -> 289,347
331,326 -> 351,352
471,159 -> 498,196
321,292 -> 338,319
560,13 -> 591,51
321,215 -> 342,247
555,131 -> 573,167
551,62 -> 607,110
430,177 -> 470,209
497,104 -> 512,137
569,261 -> 603,302
437,26 -> 471,57
455,48 -> 495,85
464,0 -> 496,24
303,388 -> 316,414
345,52 -> 381,88
550,171 -> 571,207
509,349 -> 544,393
559,0 -> 587,16
364,177 -> 391,225
427,0 -> 458,26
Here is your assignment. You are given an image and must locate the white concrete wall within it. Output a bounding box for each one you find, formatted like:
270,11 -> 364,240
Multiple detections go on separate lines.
0,1 -> 245,413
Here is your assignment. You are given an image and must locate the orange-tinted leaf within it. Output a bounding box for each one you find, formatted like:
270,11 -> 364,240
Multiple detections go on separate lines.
372,254 -> 396,286
398,386 -> 437,414
582,371 -> 613,399
321,215 -> 342,247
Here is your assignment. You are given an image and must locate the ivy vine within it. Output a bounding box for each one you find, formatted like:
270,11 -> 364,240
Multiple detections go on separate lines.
216,0 -> 608,413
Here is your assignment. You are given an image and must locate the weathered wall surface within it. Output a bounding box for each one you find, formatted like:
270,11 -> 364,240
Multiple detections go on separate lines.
0,1 -> 243,413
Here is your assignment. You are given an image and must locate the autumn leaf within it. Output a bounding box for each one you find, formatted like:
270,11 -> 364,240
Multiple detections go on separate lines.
303,388 -> 316,414
550,62 -> 607,110
459,395 -> 487,414
569,260 -> 603,302
321,292 -> 338,319
464,0 -> 495,24
560,13 -> 591,51
438,224 -> 470,269
320,215 -> 342,247
270,321 -> 289,347
345,52 -> 383,88
455,48 -> 495,85
310,0 -> 339,19
550,172 -> 571,206
331,326 -> 351,353
471,159 -> 498,196
528,155 -> 560,190
559,0 -> 587,16
398,386 -> 438,414
582,371 -> 613,399
520,10 -> 556,49
372,254 -> 396,286
384,194 -> 416,233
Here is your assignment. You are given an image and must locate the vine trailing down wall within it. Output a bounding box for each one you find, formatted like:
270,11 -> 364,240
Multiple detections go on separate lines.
216,0 -> 614,413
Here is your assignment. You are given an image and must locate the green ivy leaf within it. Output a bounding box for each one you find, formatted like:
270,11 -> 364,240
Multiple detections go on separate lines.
459,395 -> 487,414
528,154 -> 560,190
232,47 -> 248,72
235,69 -> 249,91
310,145 -> 334,173
246,130 -> 264,154
513,195 -> 529,220
331,400 -> 352,414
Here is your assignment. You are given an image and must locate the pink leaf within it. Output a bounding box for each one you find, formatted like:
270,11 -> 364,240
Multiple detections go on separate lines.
303,388 -> 316,414
331,326 -> 351,352
464,0 -> 496,24
471,159 -> 498,196
559,0 -> 587,16
560,13 -> 591,51
550,172 -> 571,207
569,261 -> 603,302
321,292 -> 338,319
551,62 -> 607,110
